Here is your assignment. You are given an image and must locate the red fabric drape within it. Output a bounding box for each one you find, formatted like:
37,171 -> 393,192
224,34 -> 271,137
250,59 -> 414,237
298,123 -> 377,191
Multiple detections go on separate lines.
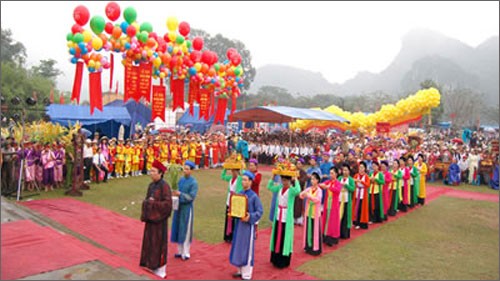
138,63 -> 152,103
109,53 -> 114,91
89,72 -> 103,115
124,59 -> 139,102
209,91 -> 215,121
71,62 -> 84,104
198,88 -> 209,120
170,79 -> 185,111
214,98 -> 228,124
151,85 -> 166,122
188,80 -> 200,116
115,80 -> 119,94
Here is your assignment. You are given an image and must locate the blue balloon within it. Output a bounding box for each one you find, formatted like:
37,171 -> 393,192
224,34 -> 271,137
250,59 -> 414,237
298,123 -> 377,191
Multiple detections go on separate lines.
188,67 -> 197,76
89,67 -> 95,72
120,21 -> 129,33
124,42 -> 131,49
211,78 -> 216,84
78,42 -> 86,50
71,57 -> 78,64
69,48 -> 76,55
167,46 -> 173,53
81,48 -> 88,55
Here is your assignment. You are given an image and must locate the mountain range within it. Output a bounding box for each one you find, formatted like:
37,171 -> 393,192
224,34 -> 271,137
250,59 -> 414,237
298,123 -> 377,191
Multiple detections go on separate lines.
249,28 -> 499,105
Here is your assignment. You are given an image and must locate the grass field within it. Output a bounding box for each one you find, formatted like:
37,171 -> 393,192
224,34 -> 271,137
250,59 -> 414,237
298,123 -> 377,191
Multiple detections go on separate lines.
13,168 -> 500,279
297,196 -> 499,280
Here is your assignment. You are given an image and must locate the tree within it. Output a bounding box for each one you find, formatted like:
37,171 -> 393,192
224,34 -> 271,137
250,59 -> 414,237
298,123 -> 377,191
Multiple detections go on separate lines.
191,28 -> 256,91
1,28 -> 27,65
442,87 -> 484,129
31,59 -> 62,85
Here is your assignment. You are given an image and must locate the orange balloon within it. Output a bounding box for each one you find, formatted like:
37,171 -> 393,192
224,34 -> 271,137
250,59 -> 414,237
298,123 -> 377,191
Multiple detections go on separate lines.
99,33 -> 108,45
219,65 -> 226,73
208,67 -> 216,76
112,26 -> 122,39
226,68 -> 234,76
146,38 -> 156,48
201,63 -> 208,74
114,42 -> 121,50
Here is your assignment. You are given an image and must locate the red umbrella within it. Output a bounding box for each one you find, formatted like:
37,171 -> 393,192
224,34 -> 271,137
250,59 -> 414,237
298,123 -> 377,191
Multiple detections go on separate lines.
451,138 -> 463,144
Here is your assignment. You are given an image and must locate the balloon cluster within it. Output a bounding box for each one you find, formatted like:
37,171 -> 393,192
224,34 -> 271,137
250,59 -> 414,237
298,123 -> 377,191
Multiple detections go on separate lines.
291,88 -> 441,131
66,2 -> 245,97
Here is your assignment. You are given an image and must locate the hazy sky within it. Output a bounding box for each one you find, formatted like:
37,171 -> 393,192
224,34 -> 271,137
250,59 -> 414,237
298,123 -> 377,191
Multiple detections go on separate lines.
1,1 -> 498,101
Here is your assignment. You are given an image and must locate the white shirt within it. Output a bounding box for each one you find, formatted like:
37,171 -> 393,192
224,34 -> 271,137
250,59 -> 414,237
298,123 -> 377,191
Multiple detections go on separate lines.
83,145 -> 94,158
277,188 -> 289,223
355,175 -> 368,199
92,153 -> 106,166
340,177 -> 350,202
226,177 -> 238,206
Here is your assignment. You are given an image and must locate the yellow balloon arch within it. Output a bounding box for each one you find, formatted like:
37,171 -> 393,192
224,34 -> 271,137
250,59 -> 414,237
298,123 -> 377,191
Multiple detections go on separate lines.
290,87 -> 441,132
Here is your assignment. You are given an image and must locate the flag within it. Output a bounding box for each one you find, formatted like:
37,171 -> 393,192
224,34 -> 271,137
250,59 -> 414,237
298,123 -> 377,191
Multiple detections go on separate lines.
59,92 -> 65,104
49,87 -> 54,103
89,72 -> 103,115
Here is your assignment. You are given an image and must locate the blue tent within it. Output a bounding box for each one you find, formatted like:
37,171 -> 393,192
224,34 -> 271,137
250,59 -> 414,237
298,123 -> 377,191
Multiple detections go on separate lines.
46,104 -> 131,138
106,99 -> 152,137
177,105 -> 230,133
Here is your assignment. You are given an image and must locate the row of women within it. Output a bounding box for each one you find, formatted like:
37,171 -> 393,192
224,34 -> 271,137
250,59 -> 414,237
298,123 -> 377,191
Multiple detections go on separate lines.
220,155 -> 427,280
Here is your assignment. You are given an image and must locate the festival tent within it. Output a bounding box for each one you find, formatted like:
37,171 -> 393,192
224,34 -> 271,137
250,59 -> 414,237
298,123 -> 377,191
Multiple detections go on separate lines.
177,105 -> 230,133
231,106 -> 349,123
46,104 -> 131,138
106,100 -> 152,137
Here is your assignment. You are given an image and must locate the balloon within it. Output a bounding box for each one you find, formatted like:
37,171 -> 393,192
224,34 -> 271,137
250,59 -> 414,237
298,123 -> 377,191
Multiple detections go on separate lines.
146,38 -> 156,48
168,32 -> 177,43
166,16 -> 179,32
175,35 -> 185,44
74,33 -> 84,43
105,2 -> 121,21
71,24 -> 83,34
234,66 -> 242,76
123,7 -> 137,24
82,30 -> 92,43
140,22 -> 153,33
90,16 -> 106,35
138,31 -> 148,43
105,22 -> 114,34
66,33 -> 74,42
126,25 -> 136,37
231,55 -> 242,66
201,51 -> 212,64
194,62 -> 202,71
120,21 -> 129,34
178,21 -> 190,36
226,48 -> 238,60
188,67 -> 197,76
92,37 -> 103,50
192,37 -> 204,51
190,50 -> 201,62
73,5 -> 90,26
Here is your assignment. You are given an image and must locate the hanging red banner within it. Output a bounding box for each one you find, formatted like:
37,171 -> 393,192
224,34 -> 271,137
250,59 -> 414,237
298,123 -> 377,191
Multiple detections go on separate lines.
209,91 -> 215,120
151,85 -> 166,122
124,59 -> 139,102
71,61 -> 83,103
214,97 -> 228,124
170,78 -> 185,111
137,63 -> 152,103
198,88 -> 209,120
109,53 -> 114,91
229,94 -> 237,121
188,80 -> 200,116
89,72 -> 103,115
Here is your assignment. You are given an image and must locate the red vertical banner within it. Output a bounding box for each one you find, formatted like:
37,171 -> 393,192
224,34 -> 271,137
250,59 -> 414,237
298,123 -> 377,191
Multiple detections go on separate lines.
170,78 -> 185,111
124,59 -> 139,102
115,80 -> 119,95
214,97 -> 228,124
151,85 -> 166,122
188,80 -> 200,116
137,63 -> 152,103
71,61 -> 83,103
209,91 -> 215,120
89,72 -> 103,115
229,94 -> 237,121
198,88 -> 209,120
109,53 -> 114,91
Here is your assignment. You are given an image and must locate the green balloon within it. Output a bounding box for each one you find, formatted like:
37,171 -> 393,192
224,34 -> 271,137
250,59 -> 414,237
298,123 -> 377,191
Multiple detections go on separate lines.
214,63 -> 220,72
73,33 -> 84,43
186,40 -> 192,49
234,66 -> 242,76
139,31 -> 148,43
175,35 -> 184,44
66,32 -> 74,41
123,7 -> 137,24
90,16 -> 105,35
140,22 -> 153,33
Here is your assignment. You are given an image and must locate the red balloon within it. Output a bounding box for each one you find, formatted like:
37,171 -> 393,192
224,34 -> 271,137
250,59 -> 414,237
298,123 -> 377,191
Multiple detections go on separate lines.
104,22 -> 114,34
163,33 -> 170,43
71,24 -> 83,34
231,55 -> 242,66
190,50 -> 202,62
126,25 -> 137,37
192,37 -> 204,51
73,5 -> 90,26
201,50 -> 212,64
148,32 -> 158,39
105,2 -> 121,21
210,51 -> 218,65
226,48 -> 237,60
170,56 -> 178,69
178,22 -> 190,37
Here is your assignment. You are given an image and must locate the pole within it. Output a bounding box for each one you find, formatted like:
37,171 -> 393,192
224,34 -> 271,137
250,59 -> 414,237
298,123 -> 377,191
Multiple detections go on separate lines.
16,109 -> 25,201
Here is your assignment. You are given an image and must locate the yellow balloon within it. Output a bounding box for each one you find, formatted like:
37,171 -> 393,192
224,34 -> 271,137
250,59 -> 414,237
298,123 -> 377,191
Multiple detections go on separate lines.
172,46 -> 179,54
83,30 -> 92,43
95,61 -> 101,69
160,72 -> 166,79
67,41 -> 74,48
194,62 -> 201,71
132,22 -> 140,32
147,49 -> 153,57
181,44 -> 188,54
166,17 -> 179,32
91,37 -> 103,50
88,60 -> 95,68
168,32 -> 177,43
153,57 -> 161,67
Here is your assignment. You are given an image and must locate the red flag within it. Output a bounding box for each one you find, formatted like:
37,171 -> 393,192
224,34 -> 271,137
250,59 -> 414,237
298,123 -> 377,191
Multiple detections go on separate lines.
188,80 -> 200,116
124,59 -> 138,102
209,90 -> 215,120
198,88 -> 209,120
151,85 -> 166,122
109,53 -> 114,91
170,79 -> 185,111
214,97 -> 228,124
115,80 -> 119,95
229,94 -> 237,121
71,61 -> 84,103
137,63 -> 152,102
59,92 -> 65,104
89,72 -> 103,115
49,87 -> 54,104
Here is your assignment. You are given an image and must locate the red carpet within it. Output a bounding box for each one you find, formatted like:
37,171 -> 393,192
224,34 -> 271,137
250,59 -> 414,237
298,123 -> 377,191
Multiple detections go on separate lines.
0,220 -> 95,280
18,186 -> 495,280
